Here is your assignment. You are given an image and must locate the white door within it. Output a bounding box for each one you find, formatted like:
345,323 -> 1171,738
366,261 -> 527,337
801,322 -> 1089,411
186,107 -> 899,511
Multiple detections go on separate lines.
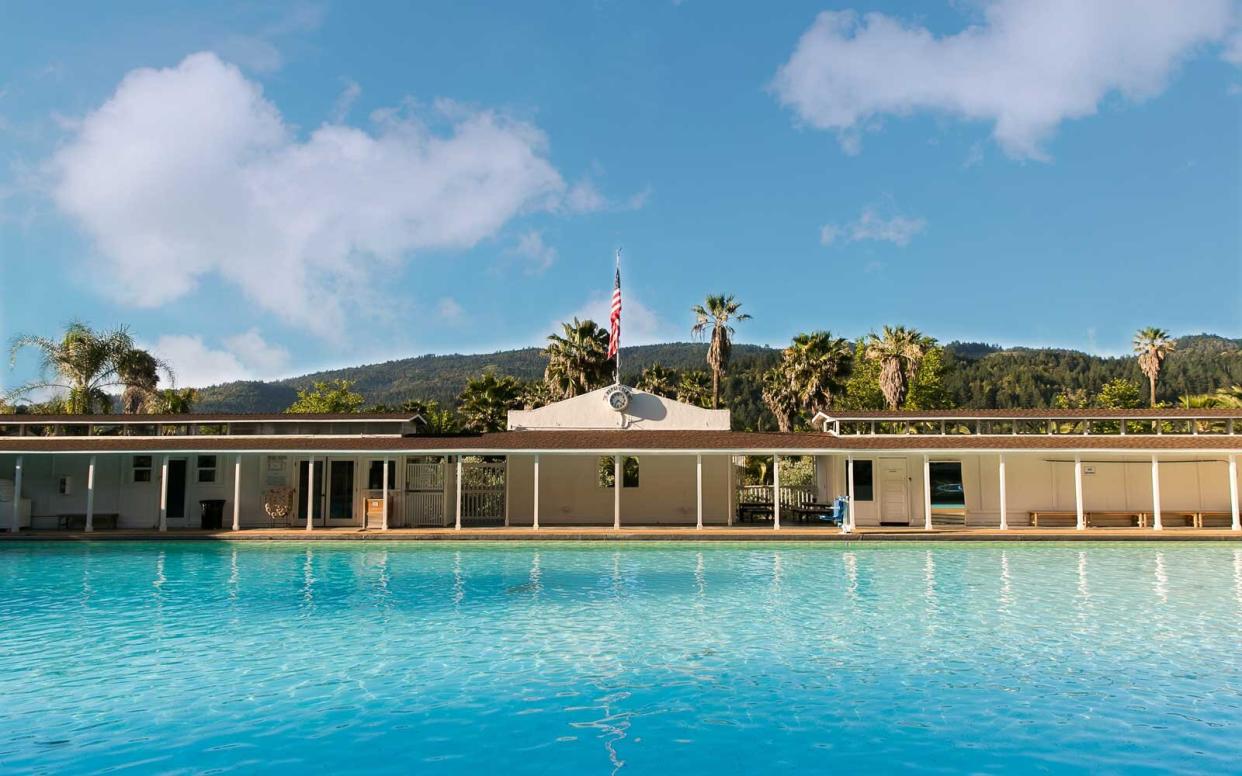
878,458 -> 910,525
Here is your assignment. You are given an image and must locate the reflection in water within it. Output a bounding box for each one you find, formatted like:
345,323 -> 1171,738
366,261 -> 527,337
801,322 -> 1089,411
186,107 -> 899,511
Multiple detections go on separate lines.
1234,550 -> 1242,613
843,552 -> 858,602
1075,552 -> 1091,623
1154,552 -> 1169,605
999,551 -> 1013,616
924,551 -> 939,637
374,550 -> 391,614
453,550 -> 464,607
228,547 -> 239,602
694,551 -> 705,600
300,548 -> 315,615
529,551 -> 543,597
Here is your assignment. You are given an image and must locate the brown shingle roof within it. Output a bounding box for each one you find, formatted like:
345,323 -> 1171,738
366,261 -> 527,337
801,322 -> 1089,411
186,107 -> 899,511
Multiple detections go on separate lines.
822,408 -> 1242,419
0,412 -> 415,423
1,429 -> 1237,453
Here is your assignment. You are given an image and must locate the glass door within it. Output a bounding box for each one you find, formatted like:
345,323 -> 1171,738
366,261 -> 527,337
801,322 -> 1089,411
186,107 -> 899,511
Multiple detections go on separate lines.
327,459 -> 357,525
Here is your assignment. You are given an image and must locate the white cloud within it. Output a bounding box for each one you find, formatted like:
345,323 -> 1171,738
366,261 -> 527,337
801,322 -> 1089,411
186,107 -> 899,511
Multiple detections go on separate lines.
50,52 -> 570,337
150,330 -> 291,388
559,291 -> 666,347
436,296 -> 464,322
330,79 -> 361,123
821,208 -> 926,247
510,229 -> 558,274
772,1 -> 1238,158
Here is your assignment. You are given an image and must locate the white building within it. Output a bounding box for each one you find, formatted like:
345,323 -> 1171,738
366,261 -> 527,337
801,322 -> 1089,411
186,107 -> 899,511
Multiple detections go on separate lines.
0,386 -> 1239,533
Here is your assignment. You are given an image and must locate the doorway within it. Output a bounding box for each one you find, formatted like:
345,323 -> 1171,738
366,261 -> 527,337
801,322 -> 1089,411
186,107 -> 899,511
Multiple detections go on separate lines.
326,459 -> 357,525
878,458 -> 910,525
166,459 -> 188,520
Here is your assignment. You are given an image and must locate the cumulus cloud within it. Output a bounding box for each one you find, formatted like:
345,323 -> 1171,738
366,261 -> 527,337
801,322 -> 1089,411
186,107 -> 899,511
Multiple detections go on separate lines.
560,291 -> 665,346
820,209 -> 926,246
436,296 -> 465,322
510,229 -> 558,274
151,329 -> 292,387
50,52 -> 569,336
772,1 -> 1238,158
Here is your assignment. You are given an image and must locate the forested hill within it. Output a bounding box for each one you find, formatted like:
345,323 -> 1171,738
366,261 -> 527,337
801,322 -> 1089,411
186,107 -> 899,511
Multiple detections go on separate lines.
194,334 -> 1242,420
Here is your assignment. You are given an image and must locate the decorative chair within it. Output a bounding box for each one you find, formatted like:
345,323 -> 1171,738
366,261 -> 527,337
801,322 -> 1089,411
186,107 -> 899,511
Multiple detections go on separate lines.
263,486 -> 294,528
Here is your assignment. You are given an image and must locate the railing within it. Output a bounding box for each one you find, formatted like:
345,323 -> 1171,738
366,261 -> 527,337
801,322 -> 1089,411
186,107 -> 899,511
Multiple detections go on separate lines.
823,416 -> 1238,437
738,485 -> 816,508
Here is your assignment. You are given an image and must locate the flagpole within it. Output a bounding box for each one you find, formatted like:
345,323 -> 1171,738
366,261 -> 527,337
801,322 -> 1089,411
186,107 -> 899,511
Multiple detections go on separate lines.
614,248 -> 621,386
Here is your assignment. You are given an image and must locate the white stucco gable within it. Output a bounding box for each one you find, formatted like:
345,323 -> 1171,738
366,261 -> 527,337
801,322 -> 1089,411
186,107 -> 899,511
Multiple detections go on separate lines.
507,386 -> 731,431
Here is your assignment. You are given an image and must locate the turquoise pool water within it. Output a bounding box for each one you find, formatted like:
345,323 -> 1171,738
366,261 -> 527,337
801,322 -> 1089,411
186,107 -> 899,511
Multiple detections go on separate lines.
1,542 -> 1240,774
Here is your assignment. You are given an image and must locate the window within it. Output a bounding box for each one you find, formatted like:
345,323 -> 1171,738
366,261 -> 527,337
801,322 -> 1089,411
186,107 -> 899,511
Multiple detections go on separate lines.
928,462 -> 965,508
367,460 -> 396,490
598,456 -> 640,488
845,459 -> 874,501
197,455 -> 217,483
133,455 -> 153,483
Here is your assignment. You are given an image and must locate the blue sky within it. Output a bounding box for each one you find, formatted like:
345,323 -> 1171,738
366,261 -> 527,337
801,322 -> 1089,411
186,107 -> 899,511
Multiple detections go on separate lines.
2,0 -> 1239,390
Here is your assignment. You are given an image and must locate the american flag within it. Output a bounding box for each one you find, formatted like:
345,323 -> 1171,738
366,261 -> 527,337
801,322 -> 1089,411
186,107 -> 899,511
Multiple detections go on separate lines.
607,261 -> 621,359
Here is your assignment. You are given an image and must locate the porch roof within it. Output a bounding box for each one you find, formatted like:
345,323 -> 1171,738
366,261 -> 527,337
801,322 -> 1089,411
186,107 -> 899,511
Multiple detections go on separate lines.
1,429 -> 1238,454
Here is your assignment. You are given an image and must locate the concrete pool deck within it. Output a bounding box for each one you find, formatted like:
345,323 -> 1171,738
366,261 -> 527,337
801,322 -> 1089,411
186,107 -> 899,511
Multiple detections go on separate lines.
3,526 -> 1241,542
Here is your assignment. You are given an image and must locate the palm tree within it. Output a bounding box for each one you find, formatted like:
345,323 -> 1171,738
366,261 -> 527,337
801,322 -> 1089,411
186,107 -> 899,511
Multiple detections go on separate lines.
1133,327 -> 1175,407
783,331 -> 851,415
542,318 -> 612,399
691,294 -> 751,409
519,380 -> 556,410
150,387 -> 197,414
761,365 -> 798,432
116,348 -> 173,414
636,364 -> 679,398
8,322 -> 137,413
675,370 -> 712,408
864,325 -> 933,411
457,371 -> 526,432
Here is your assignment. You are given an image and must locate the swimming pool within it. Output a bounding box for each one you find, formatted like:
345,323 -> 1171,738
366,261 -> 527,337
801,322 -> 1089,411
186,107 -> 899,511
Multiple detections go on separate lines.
1,542 -> 1239,774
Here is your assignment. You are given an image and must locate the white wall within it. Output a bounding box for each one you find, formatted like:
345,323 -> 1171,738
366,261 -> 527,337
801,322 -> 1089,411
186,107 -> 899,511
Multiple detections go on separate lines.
506,453 -> 731,525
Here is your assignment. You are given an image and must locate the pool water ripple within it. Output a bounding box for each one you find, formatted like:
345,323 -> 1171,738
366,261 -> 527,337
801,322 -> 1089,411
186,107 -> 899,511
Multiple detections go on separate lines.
1,542 -> 1241,773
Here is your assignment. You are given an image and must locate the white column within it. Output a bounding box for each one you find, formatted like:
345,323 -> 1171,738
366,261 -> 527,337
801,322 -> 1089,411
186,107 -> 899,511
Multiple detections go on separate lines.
1073,455 -> 1084,531
1229,454 -> 1239,532
305,459 -> 315,532
532,454 -> 540,530
998,453 -> 1008,531
1151,454 -> 1163,531
726,455 -> 735,527
695,454 -> 703,530
381,457 -> 389,531
846,454 -> 856,533
613,455 -> 622,530
232,455 -> 242,531
922,454 -> 933,531
9,456 -> 20,533
455,456 -> 463,530
158,455 -> 169,532
772,453 -> 781,530
85,456 -> 97,533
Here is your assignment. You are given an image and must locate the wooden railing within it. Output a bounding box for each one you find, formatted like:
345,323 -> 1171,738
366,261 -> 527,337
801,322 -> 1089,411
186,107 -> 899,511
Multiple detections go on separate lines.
737,485 -> 816,508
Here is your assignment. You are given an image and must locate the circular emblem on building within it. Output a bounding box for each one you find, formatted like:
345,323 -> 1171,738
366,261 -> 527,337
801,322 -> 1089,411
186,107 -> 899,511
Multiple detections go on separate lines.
604,384 -> 630,412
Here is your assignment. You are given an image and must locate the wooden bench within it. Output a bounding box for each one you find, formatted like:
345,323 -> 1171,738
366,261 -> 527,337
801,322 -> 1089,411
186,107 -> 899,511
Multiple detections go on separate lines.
57,513 -> 119,530
1192,511 -> 1232,528
736,503 -> 773,523
1028,511 -> 1076,527
1086,511 -> 1143,528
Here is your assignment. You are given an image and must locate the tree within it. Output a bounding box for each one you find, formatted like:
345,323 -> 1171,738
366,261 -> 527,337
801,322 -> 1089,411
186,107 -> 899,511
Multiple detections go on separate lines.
675,370 -> 712,408
1133,327 -> 1175,407
1178,385 -> 1242,408
783,331 -> 851,415
457,371 -> 526,432
864,326 -> 934,411
542,318 -> 612,399
286,379 -> 364,413
8,322 -> 174,414
636,364 -> 679,397
761,366 -> 799,432
116,348 -> 173,414
422,404 -> 462,434
691,294 -> 751,409
519,380 -> 556,410
1094,378 -> 1143,410
840,340 -> 952,411
151,387 -> 197,414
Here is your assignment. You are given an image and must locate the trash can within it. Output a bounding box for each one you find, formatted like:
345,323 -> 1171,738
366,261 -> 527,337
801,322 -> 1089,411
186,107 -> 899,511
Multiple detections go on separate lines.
199,499 -> 226,530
